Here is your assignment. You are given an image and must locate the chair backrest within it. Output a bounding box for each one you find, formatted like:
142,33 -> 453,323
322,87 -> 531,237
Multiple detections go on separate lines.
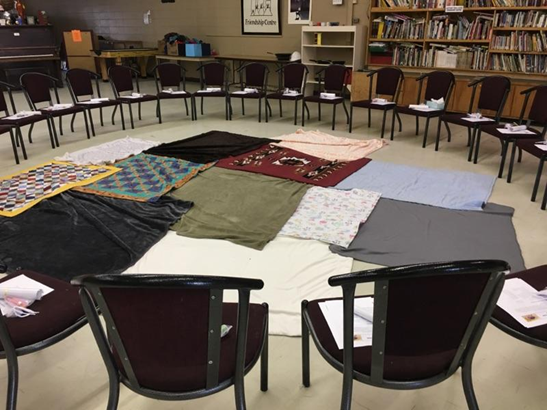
72,274 -> 264,398
0,81 -> 15,115
323,64 -> 348,94
156,63 -> 185,89
374,67 -> 404,97
282,63 -> 308,90
66,69 -> 96,99
423,71 -> 455,102
476,75 -> 511,113
243,63 -> 268,89
20,73 -> 55,106
526,85 -> 547,125
199,62 -> 227,88
329,260 -> 507,386
108,65 -> 136,95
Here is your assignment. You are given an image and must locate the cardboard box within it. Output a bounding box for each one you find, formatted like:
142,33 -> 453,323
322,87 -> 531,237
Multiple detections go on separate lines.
157,39 -> 166,54
167,42 -> 186,56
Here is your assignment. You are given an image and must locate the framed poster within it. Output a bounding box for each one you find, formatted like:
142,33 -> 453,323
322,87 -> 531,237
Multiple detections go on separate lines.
241,0 -> 282,35
288,0 -> 312,25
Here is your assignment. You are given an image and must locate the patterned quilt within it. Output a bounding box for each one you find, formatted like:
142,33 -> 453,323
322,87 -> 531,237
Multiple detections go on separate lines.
0,161 -> 119,217
74,153 -> 214,202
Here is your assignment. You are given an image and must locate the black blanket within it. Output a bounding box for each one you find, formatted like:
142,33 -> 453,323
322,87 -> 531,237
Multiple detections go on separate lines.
145,130 -> 276,163
0,191 -> 192,281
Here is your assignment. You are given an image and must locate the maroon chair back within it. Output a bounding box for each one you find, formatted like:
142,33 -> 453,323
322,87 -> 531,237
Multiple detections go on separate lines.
0,88 -> 9,113
323,64 -> 348,94
527,85 -> 547,124
109,66 -> 135,94
424,71 -> 455,102
200,63 -> 226,88
375,67 -> 403,97
283,63 -> 307,90
20,73 -> 53,104
157,63 -> 184,88
244,63 -> 268,88
66,69 -> 95,97
477,76 -> 511,112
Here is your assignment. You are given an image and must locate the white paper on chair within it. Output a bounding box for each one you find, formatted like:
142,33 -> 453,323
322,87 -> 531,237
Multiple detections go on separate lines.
232,91 -> 249,95
79,98 -> 110,105
409,104 -> 438,112
497,278 -> 547,329
371,101 -> 395,106
462,117 -> 494,123
163,89 -> 187,95
44,104 -> 73,111
534,143 -> 547,152
497,128 -> 536,135
319,297 -> 374,349
320,92 -> 338,100
0,275 -> 54,299
198,88 -> 221,93
4,111 -> 42,119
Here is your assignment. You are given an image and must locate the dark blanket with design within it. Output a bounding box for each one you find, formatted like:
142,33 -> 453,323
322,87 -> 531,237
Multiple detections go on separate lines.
0,191 -> 192,281
145,130 -> 275,163
216,144 -> 371,187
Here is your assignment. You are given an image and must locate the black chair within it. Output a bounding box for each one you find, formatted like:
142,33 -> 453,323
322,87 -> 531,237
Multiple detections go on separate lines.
474,85 -> 547,188
230,63 -> 269,123
491,265 -> 547,345
349,67 -> 404,140
194,62 -> 231,121
266,63 -> 309,125
395,71 -> 455,148
153,62 -> 194,121
20,72 -> 91,148
71,274 -> 269,410
66,68 -> 124,135
0,270 -> 88,410
109,65 -> 160,129
435,76 -> 511,162
302,64 -> 350,131
0,81 -> 52,164
302,260 -> 508,410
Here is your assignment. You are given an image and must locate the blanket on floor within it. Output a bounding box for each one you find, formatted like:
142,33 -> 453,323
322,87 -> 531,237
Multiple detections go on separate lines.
124,232 -> 354,336
145,130 -> 275,163
216,143 -> 371,187
0,191 -> 192,282
73,153 -> 213,202
0,161 -> 119,217
336,160 -> 496,211
170,167 -> 309,250
330,199 -> 526,272
274,129 -> 387,161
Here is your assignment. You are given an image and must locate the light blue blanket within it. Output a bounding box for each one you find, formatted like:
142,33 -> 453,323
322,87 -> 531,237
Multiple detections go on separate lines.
336,161 -> 496,211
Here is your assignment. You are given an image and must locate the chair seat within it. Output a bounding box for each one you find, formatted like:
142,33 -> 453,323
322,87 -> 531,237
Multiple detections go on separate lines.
306,297 -> 457,382
158,92 -> 192,100
441,113 -> 497,128
266,92 -> 303,101
0,271 -> 85,352
230,92 -> 265,99
480,124 -> 543,141
194,91 -> 227,98
396,105 -> 443,118
40,105 -> 85,118
118,95 -> 158,104
0,124 -> 11,135
77,100 -> 120,108
491,265 -> 547,344
516,138 -> 547,159
351,99 -> 396,111
0,114 -> 48,127
304,95 -> 344,105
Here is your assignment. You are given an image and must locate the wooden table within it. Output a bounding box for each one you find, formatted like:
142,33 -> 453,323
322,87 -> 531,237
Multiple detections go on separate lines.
155,55 -> 216,64
215,54 -> 292,89
93,49 -> 158,81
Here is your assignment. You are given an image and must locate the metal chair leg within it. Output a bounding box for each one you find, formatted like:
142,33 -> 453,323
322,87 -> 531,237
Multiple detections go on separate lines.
111,105 -> 118,126
258,98 -> 262,123
59,116 -> 63,136
531,158 -> 545,202
46,118 -> 56,149
498,140 -> 509,179
184,99 -> 189,117
318,102 -> 322,121
461,362 -> 480,410
349,105 -> 353,133
51,117 -> 60,147
467,127 -> 477,162
507,139 -> 518,183
17,127 -> 27,160
342,100 -> 349,124
119,104 -> 126,130
415,116 -> 419,135
260,304 -> 269,392
542,182 -> 547,210
517,146 -> 523,162
70,113 -> 77,132
422,117 -> 431,148
445,121 -> 452,142
293,99 -> 298,126
396,111 -> 402,132
332,104 -> 337,131
128,104 -> 135,129
138,102 -> 142,120
157,99 -> 162,124
242,98 -> 245,116
302,301 -> 310,388
27,123 -> 34,144
265,97 -> 269,123
434,118 -> 443,151
305,102 -> 310,120
473,129 -> 482,164
100,107 -> 105,126
9,129 -> 19,164
301,101 -> 306,127
279,99 -> 283,117
201,97 -> 204,115
390,109 -> 396,140
368,107 -> 371,128
88,109 -> 96,136
380,109 -> 387,139
82,112 -> 91,140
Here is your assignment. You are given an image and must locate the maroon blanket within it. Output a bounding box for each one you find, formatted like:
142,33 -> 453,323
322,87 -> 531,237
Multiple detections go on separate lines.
216,144 -> 371,187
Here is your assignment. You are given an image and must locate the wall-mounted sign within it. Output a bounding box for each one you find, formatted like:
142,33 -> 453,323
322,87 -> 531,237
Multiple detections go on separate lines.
241,0 -> 282,35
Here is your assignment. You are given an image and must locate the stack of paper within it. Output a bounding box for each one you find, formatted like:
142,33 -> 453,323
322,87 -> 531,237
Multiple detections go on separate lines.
44,103 -> 73,111
5,111 -> 42,120
534,142 -> 547,152
320,92 -> 338,100
79,98 -> 110,105
497,278 -> 547,328
0,275 -> 54,318
371,98 -> 395,106
163,88 -> 187,95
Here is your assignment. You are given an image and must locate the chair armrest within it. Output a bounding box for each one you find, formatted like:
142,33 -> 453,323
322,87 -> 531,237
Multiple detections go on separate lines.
521,85 -> 543,95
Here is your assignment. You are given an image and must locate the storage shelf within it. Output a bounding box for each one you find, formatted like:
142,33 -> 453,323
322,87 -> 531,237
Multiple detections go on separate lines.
369,38 -> 425,42
371,6 -> 547,12
424,39 -> 491,43
302,44 -> 354,48
493,27 -> 547,31
490,49 -> 546,54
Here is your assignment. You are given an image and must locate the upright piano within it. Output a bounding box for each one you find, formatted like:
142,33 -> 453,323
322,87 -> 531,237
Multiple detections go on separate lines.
0,25 -> 62,87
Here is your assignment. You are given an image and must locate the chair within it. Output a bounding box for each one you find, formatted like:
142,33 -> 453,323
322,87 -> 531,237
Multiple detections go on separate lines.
66,68 -> 124,135
349,67 -> 404,140
302,260 -> 508,410
153,63 -> 194,121
194,62 -> 231,121
20,72 -> 91,148
108,65 -> 161,129
491,265 -> 547,347
395,71 -> 455,148
230,63 -> 269,123
0,81 -> 52,164
0,270 -> 88,410
266,63 -> 309,125
71,273 -> 269,410
302,64 -> 350,131
474,86 -> 547,189
434,76 -> 511,162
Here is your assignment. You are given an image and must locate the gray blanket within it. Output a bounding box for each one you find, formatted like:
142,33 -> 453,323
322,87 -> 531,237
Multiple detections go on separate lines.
330,199 -> 525,273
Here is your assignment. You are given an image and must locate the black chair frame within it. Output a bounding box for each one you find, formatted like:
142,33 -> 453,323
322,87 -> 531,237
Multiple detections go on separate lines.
66,68 -> 124,135
349,68 -> 404,140
152,63 -> 195,121
232,62 -> 270,123
302,260 -> 508,410
20,72 -> 91,148
72,274 -> 269,410
108,66 -> 161,129
302,65 -> 350,131
434,76 -> 511,162
195,62 -> 232,121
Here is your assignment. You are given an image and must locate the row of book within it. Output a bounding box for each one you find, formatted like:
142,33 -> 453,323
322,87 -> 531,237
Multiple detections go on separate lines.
377,0 -> 448,8
494,11 -> 547,28
427,13 -> 493,40
392,43 -> 424,66
421,44 -> 490,69
466,0 -> 547,6
377,0 -> 547,7
372,15 -> 426,39
490,53 -> 547,73
491,31 -> 547,51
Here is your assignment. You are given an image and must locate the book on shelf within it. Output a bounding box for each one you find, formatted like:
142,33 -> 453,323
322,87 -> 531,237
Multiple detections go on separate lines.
494,11 -> 547,29
466,0 -> 547,6
492,31 -> 547,51
421,44 -> 489,69
490,53 -> 547,73
372,14 -> 425,39
377,0 -> 447,8
426,13 -> 492,40
392,42 -> 424,66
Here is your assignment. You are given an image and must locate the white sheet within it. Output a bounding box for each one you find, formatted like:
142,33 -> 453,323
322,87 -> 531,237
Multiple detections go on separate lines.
124,232 -> 354,336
